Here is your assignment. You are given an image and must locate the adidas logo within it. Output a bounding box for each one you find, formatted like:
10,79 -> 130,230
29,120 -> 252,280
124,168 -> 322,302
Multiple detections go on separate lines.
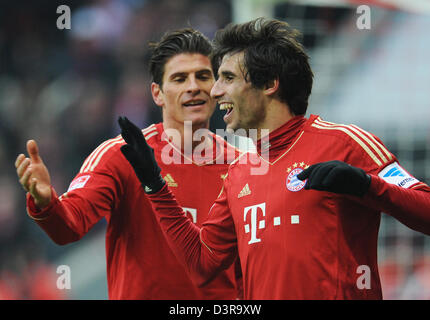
164,174 -> 178,187
383,167 -> 405,178
238,183 -> 251,198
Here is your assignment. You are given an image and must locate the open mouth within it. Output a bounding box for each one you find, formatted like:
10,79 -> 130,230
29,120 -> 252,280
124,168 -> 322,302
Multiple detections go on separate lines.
183,100 -> 206,107
220,103 -> 234,116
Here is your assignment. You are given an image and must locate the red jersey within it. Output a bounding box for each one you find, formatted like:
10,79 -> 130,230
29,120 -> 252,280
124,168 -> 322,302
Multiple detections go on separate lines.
147,115 -> 430,299
26,123 -> 241,300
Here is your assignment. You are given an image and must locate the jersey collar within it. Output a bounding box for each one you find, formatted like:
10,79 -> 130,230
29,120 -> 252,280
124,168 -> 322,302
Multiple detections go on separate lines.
156,122 -> 231,166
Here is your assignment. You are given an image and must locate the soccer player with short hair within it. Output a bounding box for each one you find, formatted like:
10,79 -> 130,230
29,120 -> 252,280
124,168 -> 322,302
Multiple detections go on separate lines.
119,18 -> 430,299
15,28 -> 241,300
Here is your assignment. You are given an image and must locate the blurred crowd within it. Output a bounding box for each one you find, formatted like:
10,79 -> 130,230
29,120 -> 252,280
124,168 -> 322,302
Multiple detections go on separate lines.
0,0 -> 230,299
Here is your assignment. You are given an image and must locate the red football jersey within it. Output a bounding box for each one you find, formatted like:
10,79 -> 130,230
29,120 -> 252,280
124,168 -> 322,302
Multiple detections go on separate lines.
147,115 -> 430,299
27,123 -> 241,300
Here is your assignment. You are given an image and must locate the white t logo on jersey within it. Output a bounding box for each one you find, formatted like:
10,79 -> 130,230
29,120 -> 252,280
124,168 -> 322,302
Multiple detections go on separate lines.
243,203 -> 266,245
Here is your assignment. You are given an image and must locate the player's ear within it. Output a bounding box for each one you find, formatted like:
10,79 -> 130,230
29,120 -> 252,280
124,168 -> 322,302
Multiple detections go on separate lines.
151,82 -> 164,107
263,78 -> 279,97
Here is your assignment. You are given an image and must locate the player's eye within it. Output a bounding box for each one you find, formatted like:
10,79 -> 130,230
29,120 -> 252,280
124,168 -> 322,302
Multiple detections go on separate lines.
196,71 -> 213,81
220,71 -> 235,83
198,75 -> 212,81
173,77 -> 186,83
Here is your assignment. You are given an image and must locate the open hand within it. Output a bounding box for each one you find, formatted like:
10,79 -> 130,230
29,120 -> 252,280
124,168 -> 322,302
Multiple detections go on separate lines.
15,140 -> 52,208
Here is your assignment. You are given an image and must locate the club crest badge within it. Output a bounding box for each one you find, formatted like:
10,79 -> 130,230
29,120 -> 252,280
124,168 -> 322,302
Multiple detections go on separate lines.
286,162 -> 309,192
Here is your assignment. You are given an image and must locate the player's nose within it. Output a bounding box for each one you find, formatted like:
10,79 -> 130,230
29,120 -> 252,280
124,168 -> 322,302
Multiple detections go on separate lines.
187,77 -> 201,95
210,79 -> 224,100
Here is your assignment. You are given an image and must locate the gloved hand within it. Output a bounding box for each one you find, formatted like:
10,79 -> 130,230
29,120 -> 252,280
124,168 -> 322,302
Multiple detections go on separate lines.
297,160 -> 371,197
118,116 -> 166,194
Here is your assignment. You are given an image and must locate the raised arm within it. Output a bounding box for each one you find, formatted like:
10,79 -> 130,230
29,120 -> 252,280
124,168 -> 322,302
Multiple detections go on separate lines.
16,139 -> 123,245
118,116 -> 238,285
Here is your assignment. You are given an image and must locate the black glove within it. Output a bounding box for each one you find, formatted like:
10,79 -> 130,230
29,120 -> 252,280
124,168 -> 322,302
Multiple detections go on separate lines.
118,116 -> 165,194
297,160 -> 371,197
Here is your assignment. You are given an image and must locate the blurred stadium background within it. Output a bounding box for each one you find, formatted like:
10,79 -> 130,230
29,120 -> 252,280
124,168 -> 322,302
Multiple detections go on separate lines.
0,0 -> 429,299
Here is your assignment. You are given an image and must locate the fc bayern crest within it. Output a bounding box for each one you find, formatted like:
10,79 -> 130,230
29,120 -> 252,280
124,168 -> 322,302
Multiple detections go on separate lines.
286,168 -> 306,192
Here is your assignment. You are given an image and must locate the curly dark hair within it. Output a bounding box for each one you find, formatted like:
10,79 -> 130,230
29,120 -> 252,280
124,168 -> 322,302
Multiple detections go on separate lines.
212,18 -> 314,115
149,28 -> 213,88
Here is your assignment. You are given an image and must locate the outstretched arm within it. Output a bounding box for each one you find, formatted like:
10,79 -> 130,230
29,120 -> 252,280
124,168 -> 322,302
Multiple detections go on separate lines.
15,140 -> 82,244
298,160 -> 430,235
15,139 -> 120,245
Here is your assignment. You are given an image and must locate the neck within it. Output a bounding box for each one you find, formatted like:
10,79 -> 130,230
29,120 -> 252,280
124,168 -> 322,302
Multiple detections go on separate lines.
253,100 -> 295,142
256,113 -> 306,161
162,119 -> 211,151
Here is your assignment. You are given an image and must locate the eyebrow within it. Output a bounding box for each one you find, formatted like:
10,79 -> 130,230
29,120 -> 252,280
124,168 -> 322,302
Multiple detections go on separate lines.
169,69 -> 213,79
219,70 -> 236,78
196,69 -> 213,76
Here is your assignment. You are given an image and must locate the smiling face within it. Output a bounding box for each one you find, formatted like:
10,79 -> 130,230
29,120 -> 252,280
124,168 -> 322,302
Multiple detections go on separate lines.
211,51 -> 267,132
151,53 -> 216,130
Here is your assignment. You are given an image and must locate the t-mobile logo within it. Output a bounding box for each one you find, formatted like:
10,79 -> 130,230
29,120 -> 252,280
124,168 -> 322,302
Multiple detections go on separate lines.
243,203 -> 266,245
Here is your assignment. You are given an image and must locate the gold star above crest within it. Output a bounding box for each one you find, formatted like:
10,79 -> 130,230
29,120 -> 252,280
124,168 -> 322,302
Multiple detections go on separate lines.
287,167 -> 292,173
300,162 -> 305,167
293,163 -> 298,168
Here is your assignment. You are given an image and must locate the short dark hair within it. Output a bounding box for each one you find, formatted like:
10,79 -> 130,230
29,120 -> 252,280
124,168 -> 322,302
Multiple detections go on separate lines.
149,28 -> 213,88
212,18 -> 314,115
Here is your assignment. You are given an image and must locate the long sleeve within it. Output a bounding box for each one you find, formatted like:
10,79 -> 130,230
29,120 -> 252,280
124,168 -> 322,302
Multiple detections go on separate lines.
26,141 -> 127,245
364,175 -> 430,235
27,188 -> 84,245
26,170 -> 120,245
147,184 -> 238,287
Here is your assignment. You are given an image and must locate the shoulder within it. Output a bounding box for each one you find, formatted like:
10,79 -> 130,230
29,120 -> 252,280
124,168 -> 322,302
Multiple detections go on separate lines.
305,115 -> 372,142
142,123 -> 160,144
305,115 -> 394,168
79,135 -> 125,174
79,123 -> 161,174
